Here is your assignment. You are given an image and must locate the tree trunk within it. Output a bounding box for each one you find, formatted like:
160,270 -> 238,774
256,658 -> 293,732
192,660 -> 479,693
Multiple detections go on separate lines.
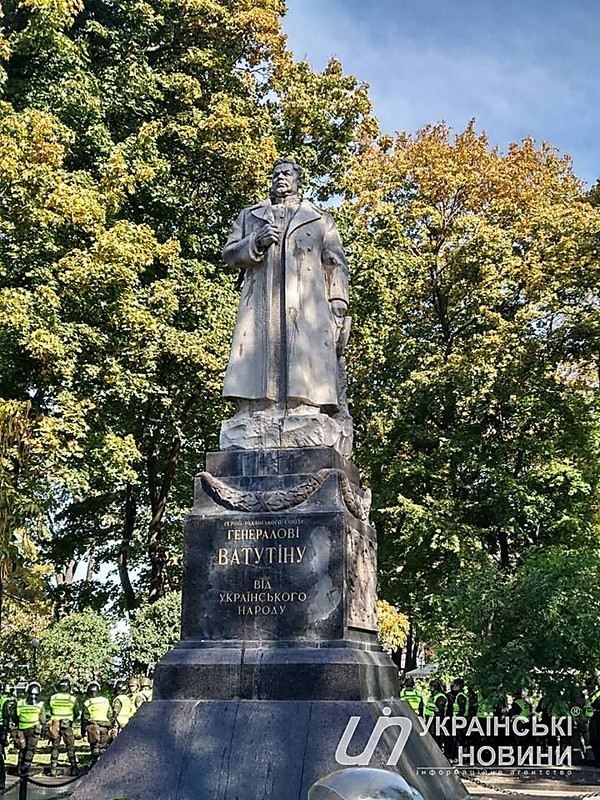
404,621 -> 419,672
497,527 -> 510,569
118,482 -> 137,612
147,434 -> 181,603
85,544 -> 96,582
144,392 -> 199,604
391,647 -> 403,670
56,559 -> 79,585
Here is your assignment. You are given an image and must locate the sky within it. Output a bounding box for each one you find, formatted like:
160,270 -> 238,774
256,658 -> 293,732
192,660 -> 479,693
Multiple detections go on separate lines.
282,0 -> 600,188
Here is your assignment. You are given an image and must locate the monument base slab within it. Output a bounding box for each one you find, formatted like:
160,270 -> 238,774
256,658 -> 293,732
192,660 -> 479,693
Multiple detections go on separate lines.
71,699 -> 466,800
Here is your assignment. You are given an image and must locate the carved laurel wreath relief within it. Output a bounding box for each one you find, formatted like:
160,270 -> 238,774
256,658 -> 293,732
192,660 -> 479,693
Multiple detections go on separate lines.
198,468 -> 371,520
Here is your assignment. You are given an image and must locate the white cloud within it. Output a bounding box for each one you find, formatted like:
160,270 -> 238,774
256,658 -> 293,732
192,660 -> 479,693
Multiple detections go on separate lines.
283,0 -> 600,185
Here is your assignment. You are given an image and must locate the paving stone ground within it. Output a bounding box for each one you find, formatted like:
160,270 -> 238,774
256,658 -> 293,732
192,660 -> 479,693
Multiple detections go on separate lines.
462,765 -> 600,800
3,761 -> 599,799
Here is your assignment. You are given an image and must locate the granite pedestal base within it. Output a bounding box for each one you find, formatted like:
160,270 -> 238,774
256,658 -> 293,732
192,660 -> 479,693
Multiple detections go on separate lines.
73,449 -> 465,800
153,640 -> 398,702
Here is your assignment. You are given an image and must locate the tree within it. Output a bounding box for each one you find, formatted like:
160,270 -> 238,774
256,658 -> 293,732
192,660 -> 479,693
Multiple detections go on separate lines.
425,545 -> 600,703
126,590 -> 181,673
342,122 -> 600,679
588,180 -> 600,208
0,400 -> 45,630
36,610 -> 116,687
0,563 -> 52,680
0,0 -> 373,609
377,599 -> 408,657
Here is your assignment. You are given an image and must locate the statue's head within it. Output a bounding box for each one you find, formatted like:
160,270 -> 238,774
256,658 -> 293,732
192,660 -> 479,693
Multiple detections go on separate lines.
271,158 -> 303,199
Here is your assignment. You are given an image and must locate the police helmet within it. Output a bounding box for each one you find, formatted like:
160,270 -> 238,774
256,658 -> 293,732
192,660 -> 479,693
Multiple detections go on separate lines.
309,768 -> 425,800
114,679 -> 127,693
57,677 -> 70,692
86,681 -> 100,697
429,678 -> 443,692
128,678 -> 140,690
27,682 -> 41,696
452,678 -> 464,689
140,677 -> 151,688
403,676 -> 415,688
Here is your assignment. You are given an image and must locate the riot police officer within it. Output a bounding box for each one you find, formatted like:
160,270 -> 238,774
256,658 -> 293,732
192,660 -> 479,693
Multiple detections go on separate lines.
127,678 -> 145,710
15,682 -> 45,775
424,679 -> 447,751
47,677 -> 79,776
400,676 -> 424,716
139,677 -> 152,704
447,678 -> 468,759
81,681 -> 113,764
112,680 -> 134,733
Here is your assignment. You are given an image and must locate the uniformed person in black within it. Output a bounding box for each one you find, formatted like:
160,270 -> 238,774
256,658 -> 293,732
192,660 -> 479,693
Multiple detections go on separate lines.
586,683 -> 600,764
509,689 -> 533,745
424,679 -> 447,751
446,678 -> 468,760
0,685 -> 15,793
467,686 -> 478,719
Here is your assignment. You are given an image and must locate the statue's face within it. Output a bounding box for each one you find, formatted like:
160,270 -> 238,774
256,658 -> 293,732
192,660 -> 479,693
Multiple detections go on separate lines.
272,162 -> 299,198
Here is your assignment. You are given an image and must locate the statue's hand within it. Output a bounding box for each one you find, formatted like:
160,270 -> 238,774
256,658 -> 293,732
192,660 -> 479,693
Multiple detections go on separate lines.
255,223 -> 280,249
330,300 -> 349,354
330,299 -> 347,320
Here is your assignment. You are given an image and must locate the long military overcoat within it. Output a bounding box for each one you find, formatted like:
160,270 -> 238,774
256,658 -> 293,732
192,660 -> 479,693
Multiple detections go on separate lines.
222,198 -> 349,410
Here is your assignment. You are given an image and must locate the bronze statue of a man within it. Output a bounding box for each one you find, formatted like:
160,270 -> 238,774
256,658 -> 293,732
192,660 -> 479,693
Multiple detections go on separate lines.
220,159 -> 352,454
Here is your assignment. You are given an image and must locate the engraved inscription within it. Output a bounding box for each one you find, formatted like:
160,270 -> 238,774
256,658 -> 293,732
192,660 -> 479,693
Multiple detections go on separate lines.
217,545 -> 307,565
212,517 -> 312,618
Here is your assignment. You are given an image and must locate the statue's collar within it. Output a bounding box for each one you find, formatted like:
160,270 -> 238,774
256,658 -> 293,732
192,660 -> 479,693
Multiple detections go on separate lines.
251,198 -> 322,232
271,194 -> 301,206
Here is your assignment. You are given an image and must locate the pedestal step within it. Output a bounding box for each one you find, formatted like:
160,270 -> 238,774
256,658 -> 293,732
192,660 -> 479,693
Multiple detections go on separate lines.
154,642 -> 398,701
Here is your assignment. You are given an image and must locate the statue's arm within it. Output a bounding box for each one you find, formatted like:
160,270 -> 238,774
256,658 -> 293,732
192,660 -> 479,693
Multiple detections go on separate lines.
222,210 -> 265,269
322,216 -> 350,307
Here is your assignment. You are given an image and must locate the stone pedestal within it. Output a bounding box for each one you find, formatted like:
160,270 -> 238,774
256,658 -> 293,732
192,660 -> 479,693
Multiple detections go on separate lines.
220,409 -> 353,457
73,448 -> 466,800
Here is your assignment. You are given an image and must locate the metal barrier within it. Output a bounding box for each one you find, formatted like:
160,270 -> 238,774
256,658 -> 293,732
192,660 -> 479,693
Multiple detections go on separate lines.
1,768 -> 88,799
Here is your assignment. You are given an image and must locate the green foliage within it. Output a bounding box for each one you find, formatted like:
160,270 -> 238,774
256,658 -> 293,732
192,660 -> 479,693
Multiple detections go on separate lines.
127,590 -> 181,671
426,545 -> 600,704
0,565 -> 52,680
36,610 -> 116,686
0,0 -> 372,610
343,122 -> 600,689
0,400 -> 47,629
